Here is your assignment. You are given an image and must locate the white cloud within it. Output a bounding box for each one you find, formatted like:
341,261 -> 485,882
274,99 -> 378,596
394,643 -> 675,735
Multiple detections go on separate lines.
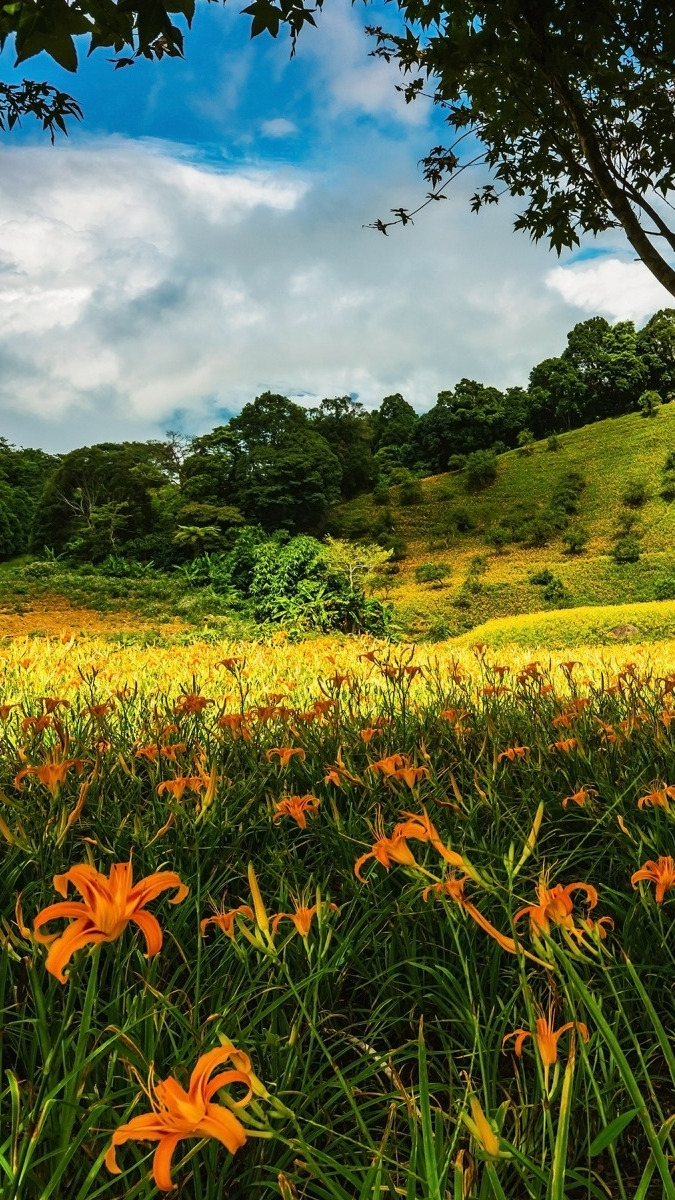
260,118 -> 298,138
546,257 -> 673,323
0,135 -> 659,451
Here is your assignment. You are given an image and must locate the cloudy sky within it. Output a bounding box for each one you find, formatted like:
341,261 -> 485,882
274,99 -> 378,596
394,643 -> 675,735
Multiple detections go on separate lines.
0,0 -> 672,452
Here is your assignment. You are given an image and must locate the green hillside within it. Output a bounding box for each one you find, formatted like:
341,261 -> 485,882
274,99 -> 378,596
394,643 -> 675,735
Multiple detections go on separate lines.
333,405 -> 675,639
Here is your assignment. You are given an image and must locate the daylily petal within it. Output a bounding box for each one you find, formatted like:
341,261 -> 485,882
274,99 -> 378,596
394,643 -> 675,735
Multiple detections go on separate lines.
152,1133 -> 183,1192
129,909 -> 163,957
198,1105 -> 248,1154
32,901 -> 89,942
44,920 -> 107,983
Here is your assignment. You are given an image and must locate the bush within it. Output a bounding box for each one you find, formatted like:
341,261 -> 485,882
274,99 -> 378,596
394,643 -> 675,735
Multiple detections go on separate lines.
466,450 -> 498,491
550,470 -> 586,516
543,575 -> 570,605
372,480 -> 390,506
484,524 -> 510,552
662,471 -> 675,501
622,478 -> 649,507
388,536 -> 408,561
371,509 -> 396,540
447,454 -> 467,473
398,477 -> 424,506
615,511 -> 640,537
561,526 -> 590,554
611,536 -> 641,564
517,429 -> 535,456
529,567 -> 555,585
546,434 -> 562,452
639,389 -> 661,417
450,506 -> 475,533
467,553 -> 488,577
414,561 -> 452,585
518,516 -> 554,548
651,574 -> 675,600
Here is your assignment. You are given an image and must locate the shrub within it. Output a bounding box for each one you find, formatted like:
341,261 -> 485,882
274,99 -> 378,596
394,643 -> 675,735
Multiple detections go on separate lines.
550,470 -> 586,516
517,429 -> 535,456
372,480 -> 390,506
615,511 -> 640,537
651,574 -> 675,600
622,478 -> 649,508
484,524 -> 510,551
546,434 -> 562,452
447,454 -> 467,473
466,449 -> 498,491
388,536 -> 408,561
611,536 -> 641,564
398,477 -> 424,506
414,562 -> 452,585
450,506 -> 475,533
543,575 -> 570,605
561,526 -> 590,554
639,389 -> 661,417
371,509 -> 396,540
529,567 -> 556,585
662,471 -> 675,501
467,553 -> 488,577
519,516 -> 554,548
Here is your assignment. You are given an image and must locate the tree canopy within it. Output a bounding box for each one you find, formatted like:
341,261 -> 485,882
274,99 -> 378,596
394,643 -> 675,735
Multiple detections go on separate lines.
4,2 -> 675,296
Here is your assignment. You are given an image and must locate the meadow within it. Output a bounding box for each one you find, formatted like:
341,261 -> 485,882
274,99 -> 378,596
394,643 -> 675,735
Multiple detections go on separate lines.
1,631 -> 675,1198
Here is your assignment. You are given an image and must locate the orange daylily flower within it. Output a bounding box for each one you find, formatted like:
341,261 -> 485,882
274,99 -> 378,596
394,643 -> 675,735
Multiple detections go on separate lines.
359,726 -> 382,743
354,815 -> 419,882
33,861 -> 188,982
638,784 -> 675,810
156,774 -> 210,801
395,809 -> 466,868
273,794 -> 320,829
174,693 -> 214,717
271,900 -> 338,938
497,745 -> 529,762
562,786 -> 597,809
200,905 -> 255,939
631,856 -> 675,903
14,756 -> 85,796
422,876 -> 519,955
503,1008 -> 589,1087
514,876 -> 598,941
0,703 -> 18,719
549,738 -> 578,754
368,753 -> 407,776
266,746 -> 306,768
105,1044 -> 254,1191
39,696 -> 71,713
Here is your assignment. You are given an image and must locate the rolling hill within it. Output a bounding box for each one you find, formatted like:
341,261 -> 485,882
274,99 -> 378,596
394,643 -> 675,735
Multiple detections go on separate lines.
333,404 -> 675,640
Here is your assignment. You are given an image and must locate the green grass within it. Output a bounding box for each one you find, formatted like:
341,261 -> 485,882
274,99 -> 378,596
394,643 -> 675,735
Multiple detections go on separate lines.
454,598 -> 675,650
335,406 -> 675,637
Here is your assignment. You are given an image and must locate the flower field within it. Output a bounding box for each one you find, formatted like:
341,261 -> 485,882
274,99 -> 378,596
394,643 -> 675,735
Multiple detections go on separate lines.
1,633 -> 675,1199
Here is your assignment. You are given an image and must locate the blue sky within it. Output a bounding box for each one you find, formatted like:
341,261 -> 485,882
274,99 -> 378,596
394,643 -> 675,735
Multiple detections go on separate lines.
0,0 -> 671,451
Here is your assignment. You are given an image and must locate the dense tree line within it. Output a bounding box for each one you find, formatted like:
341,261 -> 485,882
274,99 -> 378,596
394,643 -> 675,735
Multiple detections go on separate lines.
2,309 -> 674,564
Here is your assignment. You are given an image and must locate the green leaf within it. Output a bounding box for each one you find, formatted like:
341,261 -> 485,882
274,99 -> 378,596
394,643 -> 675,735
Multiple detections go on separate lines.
589,1108 -> 640,1156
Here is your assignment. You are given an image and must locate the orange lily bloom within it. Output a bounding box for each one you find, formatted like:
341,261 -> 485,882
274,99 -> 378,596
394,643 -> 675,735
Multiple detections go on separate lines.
368,753 -> 407,776
0,703 -> 18,719
354,815 -> 419,882
562,786 -> 597,809
174,693 -> 214,717
423,876 -> 519,955
33,861 -> 188,982
395,809 -> 465,868
266,746 -> 306,768
503,1008 -> 589,1088
631,856 -> 675,903
40,696 -> 71,713
359,726 -> 381,743
271,900 -> 338,938
105,1045 -> 254,1191
200,905 -> 254,939
497,745 -> 529,762
637,784 -> 675,810
14,756 -> 85,796
549,738 -> 578,754
514,877 -> 598,940
273,794 -> 320,829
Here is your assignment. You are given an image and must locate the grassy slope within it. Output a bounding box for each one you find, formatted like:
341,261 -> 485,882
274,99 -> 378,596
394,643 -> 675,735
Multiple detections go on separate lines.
336,405 -> 675,638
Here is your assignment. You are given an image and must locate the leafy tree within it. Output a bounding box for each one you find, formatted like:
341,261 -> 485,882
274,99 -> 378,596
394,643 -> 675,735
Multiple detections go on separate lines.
465,449 -> 498,491
323,536 -> 391,591
517,429 -> 535,456
639,389 -> 661,417
636,310 -> 675,396
32,442 -> 164,558
308,396 -> 374,499
370,394 -> 419,461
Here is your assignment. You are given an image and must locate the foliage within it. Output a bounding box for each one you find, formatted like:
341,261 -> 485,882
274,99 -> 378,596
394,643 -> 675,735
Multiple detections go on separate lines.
639,389 -> 662,417
397,474 -> 424,506
413,561 -> 452,585
465,449 -> 498,491
622,478 -> 649,508
611,536 -> 641,564
561,526 -> 590,555
517,428 -> 535,456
